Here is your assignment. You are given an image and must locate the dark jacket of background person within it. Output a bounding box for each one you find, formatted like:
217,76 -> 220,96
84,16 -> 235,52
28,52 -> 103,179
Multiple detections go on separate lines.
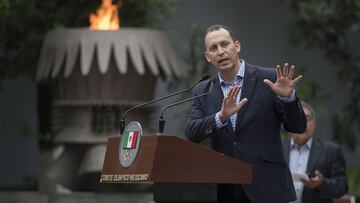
283,137 -> 348,203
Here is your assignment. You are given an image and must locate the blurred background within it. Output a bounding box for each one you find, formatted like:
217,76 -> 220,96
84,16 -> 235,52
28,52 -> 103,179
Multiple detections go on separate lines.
0,0 -> 359,202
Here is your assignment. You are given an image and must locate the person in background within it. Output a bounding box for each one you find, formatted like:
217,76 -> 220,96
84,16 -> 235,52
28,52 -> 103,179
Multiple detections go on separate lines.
283,101 -> 348,203
185,24 -> 307,203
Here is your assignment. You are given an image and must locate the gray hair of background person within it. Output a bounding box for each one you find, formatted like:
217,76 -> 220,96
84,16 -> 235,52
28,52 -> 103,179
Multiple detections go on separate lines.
301,101 -> 316,121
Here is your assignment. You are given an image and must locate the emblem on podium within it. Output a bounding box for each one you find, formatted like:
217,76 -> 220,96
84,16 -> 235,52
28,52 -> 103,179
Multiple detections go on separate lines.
119,121 -> 142,168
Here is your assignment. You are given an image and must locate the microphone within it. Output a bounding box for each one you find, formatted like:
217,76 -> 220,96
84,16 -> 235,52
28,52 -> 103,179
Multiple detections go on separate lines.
119,74 -> 210,134
158,78 -> 215,134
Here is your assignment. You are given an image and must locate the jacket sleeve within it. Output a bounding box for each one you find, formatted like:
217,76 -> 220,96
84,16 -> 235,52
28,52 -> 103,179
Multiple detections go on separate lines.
317,146 -> 348,198
275,97 -> 307,134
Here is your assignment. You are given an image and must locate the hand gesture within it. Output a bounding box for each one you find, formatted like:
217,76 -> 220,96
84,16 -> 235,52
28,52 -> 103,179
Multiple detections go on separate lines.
263,63 -> 303,97
219,86 -> 248,123
301,170 -> 324,189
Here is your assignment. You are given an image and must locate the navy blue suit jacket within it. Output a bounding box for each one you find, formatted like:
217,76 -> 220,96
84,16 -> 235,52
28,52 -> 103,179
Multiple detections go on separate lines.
185,63 -> 307,203
283,137 -> 348,203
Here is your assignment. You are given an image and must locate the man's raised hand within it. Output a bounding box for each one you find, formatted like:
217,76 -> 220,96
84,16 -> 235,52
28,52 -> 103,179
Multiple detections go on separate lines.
219,86 -> 248,123
263,63 -> 303,97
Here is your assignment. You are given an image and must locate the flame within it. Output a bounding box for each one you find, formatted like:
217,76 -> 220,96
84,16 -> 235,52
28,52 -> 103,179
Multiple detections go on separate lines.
89,0 -> 120,30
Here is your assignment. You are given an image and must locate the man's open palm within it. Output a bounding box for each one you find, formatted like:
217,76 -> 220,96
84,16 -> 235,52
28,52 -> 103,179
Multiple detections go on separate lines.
263,63 -> 303,97
219,86 -> 248,123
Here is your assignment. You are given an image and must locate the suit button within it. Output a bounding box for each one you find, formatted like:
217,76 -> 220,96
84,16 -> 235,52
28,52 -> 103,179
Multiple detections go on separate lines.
233,141 -> 237,146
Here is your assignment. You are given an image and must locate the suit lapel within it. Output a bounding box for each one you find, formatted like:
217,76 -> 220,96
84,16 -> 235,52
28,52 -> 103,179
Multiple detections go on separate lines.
234,63 -> 258,136
306,137 -> 323,174
210,76 -> 223,113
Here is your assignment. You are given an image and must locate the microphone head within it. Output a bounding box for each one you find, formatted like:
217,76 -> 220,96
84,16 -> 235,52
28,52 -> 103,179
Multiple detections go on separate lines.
199,74 -> 210,81
209,74 -> 217,83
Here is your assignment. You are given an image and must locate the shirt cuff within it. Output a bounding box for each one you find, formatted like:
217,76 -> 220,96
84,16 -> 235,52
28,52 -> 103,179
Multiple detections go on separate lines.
277,90 -> 296,103
215,112 -> 228,129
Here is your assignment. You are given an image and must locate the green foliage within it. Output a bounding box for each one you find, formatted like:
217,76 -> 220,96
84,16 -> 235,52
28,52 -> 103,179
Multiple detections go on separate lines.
121,0 -> 177,27
287,0 -> 360,150
348,163 -> 360,196
0,0 -> 97,79
0,0 -> 9,13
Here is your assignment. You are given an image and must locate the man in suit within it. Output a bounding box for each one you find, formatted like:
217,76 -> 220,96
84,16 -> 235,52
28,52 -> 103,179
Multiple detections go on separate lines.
185,24 -> 307,203
283,101 -> 348,203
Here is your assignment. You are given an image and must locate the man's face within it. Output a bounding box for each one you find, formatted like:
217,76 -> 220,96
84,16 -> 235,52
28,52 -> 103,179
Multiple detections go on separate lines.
204,28 -> 241,73
292,108 -> 316,144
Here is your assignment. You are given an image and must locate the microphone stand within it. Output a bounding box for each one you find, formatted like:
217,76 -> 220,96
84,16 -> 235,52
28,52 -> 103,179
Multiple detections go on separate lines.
119,75 -> 209,134
158,81 -> 214,134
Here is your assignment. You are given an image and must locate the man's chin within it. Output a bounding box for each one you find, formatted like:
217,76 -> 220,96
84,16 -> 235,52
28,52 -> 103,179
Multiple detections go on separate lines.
293,134 -> 311,143
217,63 -> 233,70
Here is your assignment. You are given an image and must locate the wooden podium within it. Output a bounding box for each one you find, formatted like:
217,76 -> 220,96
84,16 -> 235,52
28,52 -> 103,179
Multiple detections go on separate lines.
101,135 -> 252,202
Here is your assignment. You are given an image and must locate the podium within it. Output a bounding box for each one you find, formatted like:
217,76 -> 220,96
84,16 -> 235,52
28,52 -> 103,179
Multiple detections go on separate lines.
101,135 -> 252,202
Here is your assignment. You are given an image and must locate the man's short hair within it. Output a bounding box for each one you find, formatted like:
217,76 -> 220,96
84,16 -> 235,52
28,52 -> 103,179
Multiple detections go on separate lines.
205,24 -> 237,42
301,101 -> 316,121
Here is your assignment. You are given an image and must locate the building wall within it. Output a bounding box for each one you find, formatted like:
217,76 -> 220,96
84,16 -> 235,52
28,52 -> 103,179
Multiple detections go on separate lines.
0,77 -> 39,189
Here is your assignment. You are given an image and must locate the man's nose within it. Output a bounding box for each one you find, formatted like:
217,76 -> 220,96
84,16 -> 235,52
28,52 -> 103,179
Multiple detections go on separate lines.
217,47 -> 225,55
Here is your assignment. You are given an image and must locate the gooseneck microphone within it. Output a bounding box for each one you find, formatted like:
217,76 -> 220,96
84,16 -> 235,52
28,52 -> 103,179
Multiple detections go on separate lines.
158,79 -> 215,134
119,74 -> 210,134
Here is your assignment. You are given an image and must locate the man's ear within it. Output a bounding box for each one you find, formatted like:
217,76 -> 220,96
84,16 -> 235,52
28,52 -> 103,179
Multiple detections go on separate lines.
235,40 -> 241,53
204,51 -> 211,62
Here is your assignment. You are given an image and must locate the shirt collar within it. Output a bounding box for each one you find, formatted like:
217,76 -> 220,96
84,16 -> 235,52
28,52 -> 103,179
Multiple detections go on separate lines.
290,137 -> 313,150
218,59 -> 245,86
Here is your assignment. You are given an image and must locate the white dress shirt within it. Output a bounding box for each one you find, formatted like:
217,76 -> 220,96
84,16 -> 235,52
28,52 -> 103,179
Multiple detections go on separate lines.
289,138 -> 313,203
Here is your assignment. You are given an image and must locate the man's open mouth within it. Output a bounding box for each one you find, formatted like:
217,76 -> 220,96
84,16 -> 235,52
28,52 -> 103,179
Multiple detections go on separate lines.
218,58 -> 230,64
